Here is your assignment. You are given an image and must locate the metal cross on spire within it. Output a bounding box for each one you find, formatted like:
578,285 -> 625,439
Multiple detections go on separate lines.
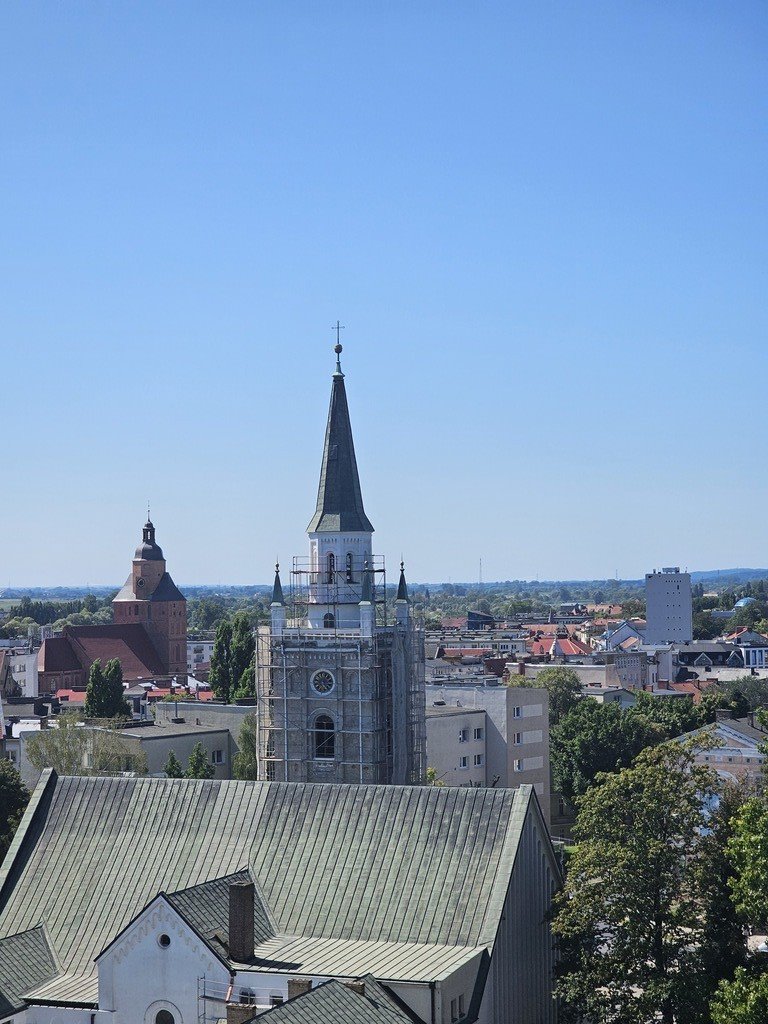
332,320 -> 345,374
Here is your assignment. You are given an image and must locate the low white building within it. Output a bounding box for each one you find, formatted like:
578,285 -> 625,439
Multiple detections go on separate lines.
425,680 -> 551,825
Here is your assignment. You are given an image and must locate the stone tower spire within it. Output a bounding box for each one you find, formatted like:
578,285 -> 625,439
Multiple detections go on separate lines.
307,342 -> 374,535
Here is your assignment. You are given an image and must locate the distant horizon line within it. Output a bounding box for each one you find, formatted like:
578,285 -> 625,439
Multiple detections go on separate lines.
3,567 -> 768,594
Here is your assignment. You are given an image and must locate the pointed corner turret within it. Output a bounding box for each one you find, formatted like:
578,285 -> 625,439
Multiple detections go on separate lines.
360,561 -> 373,604
307,341 -> 374,535
396,561 -> 409,603
271,562 -> 285,606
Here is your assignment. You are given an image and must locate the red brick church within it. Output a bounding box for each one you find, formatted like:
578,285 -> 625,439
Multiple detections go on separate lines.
38,518 -> 187,695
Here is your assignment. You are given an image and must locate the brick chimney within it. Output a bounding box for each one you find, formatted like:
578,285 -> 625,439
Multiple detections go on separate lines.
229,879 -> 255,962
226,1004 -> 255,1024
287,978 -> 313,1000
345,979 -> 366,996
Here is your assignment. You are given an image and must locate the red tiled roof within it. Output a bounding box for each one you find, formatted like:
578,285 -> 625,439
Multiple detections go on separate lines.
54,689 -> 87,703
66,625 -> 165,680
39,637 -> 83,673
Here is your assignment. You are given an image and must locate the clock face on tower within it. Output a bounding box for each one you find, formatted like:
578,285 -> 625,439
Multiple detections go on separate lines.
136,577 -> 146,590
311,670 -> 335,695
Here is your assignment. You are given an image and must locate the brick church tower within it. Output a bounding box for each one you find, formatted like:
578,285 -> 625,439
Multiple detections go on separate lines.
112,517 -> 187,676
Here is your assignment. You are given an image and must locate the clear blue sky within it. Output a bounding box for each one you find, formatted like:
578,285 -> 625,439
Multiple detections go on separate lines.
1,2 -> 766,586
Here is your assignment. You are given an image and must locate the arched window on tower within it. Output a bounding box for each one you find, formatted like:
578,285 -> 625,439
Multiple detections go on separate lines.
323,612 -> 335,629
346,552 -> 354,583
314,715 -> 335,760
327,552 -> 335,583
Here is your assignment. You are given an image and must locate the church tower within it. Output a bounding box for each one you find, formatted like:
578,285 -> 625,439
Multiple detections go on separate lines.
112,516 -> 187,676
256,341 -> 426,785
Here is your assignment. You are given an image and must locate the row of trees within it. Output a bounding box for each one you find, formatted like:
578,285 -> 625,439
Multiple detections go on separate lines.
553,739 -> 768,1023
208,612 -> 256,702
526,666 -> 768,1021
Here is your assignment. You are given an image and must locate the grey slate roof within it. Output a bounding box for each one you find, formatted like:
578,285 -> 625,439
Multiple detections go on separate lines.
251,976 -> 422,1024
307,369 -> 374,534
168,871 -> 276,949
0,774 -> 533,1008
0,925 -> 58,1013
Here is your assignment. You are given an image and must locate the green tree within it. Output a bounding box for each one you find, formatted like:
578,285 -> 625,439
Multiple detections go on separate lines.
103,659 -> 130,717
0,758 -> 29,860
84,659 -> 107,718
230,612 -> 255,693
710,968 -> 768,1024
185,742 -> 214,779
629,691 -> 706,738
163,750 -> 184,778
551,699 -> 663,802
553,742 -> 719,1024
26,715 -> 147,777
727,796 -> 768,929
232,715 -> 259,780
84,659 -> 129,718
209,620 -> 234,702
515,666 -> 581,727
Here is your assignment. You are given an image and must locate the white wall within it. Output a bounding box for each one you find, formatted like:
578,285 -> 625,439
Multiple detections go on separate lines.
645,570 -> 692,644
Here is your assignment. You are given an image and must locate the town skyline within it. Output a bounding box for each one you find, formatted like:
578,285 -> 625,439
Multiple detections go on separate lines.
2,3 -> 766,584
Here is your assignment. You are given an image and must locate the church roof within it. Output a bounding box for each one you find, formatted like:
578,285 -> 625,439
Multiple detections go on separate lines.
307,360 -> 374,534
0,774 -> 538,1008
113,572 -> 185,604
39,624 -> 166,680
0,926 -> 58,1015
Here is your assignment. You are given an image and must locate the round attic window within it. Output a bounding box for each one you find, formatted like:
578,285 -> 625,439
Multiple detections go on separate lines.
158,933 -> 171,948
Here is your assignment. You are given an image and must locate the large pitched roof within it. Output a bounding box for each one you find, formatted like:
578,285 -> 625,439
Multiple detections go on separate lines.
250,976 -> 423,1024
68,625 -> 166,675
113,571 -> 185,604
307,368 -> 374,534
0,775 -> 534,1007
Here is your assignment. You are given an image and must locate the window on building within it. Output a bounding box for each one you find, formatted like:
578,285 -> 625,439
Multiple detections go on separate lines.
346,552 -> 354,582
314,715 -> 335,760
450,998 -> 458,1022
155,1012 -> 175,1024
270,996 -> 284,1007
458,728 -> 468,742
323,612 -> 335,629
327,552 -> 335,583
473,727 -> 483,740
458,994 -> 465,1017
211,750 -> 224,765
473,754 -> 483,766
459,756 -> 468,769
514,759 -> 523,772
239,990 -> 256,1005
513,732 -> 522,745
512,706 -> 522,719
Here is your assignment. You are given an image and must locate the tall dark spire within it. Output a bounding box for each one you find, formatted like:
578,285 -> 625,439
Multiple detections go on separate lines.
307,342 -> 374,534
396,561 -> 409,603
271,562 -> 284,606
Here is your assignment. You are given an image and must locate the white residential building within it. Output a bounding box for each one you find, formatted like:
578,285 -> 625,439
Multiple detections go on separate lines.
425,704 -> 487,786
645,568 -> 692,644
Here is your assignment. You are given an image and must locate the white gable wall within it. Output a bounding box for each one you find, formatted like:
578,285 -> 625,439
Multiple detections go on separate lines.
97,898 -> 230,1024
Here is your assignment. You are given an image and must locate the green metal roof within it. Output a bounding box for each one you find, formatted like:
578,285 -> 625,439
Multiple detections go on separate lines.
0,925 -> 58,1013
0,773 -> 533,1008
168,871 -> 276,948
243,934 -> 483,982
251,976 -> 422,1024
